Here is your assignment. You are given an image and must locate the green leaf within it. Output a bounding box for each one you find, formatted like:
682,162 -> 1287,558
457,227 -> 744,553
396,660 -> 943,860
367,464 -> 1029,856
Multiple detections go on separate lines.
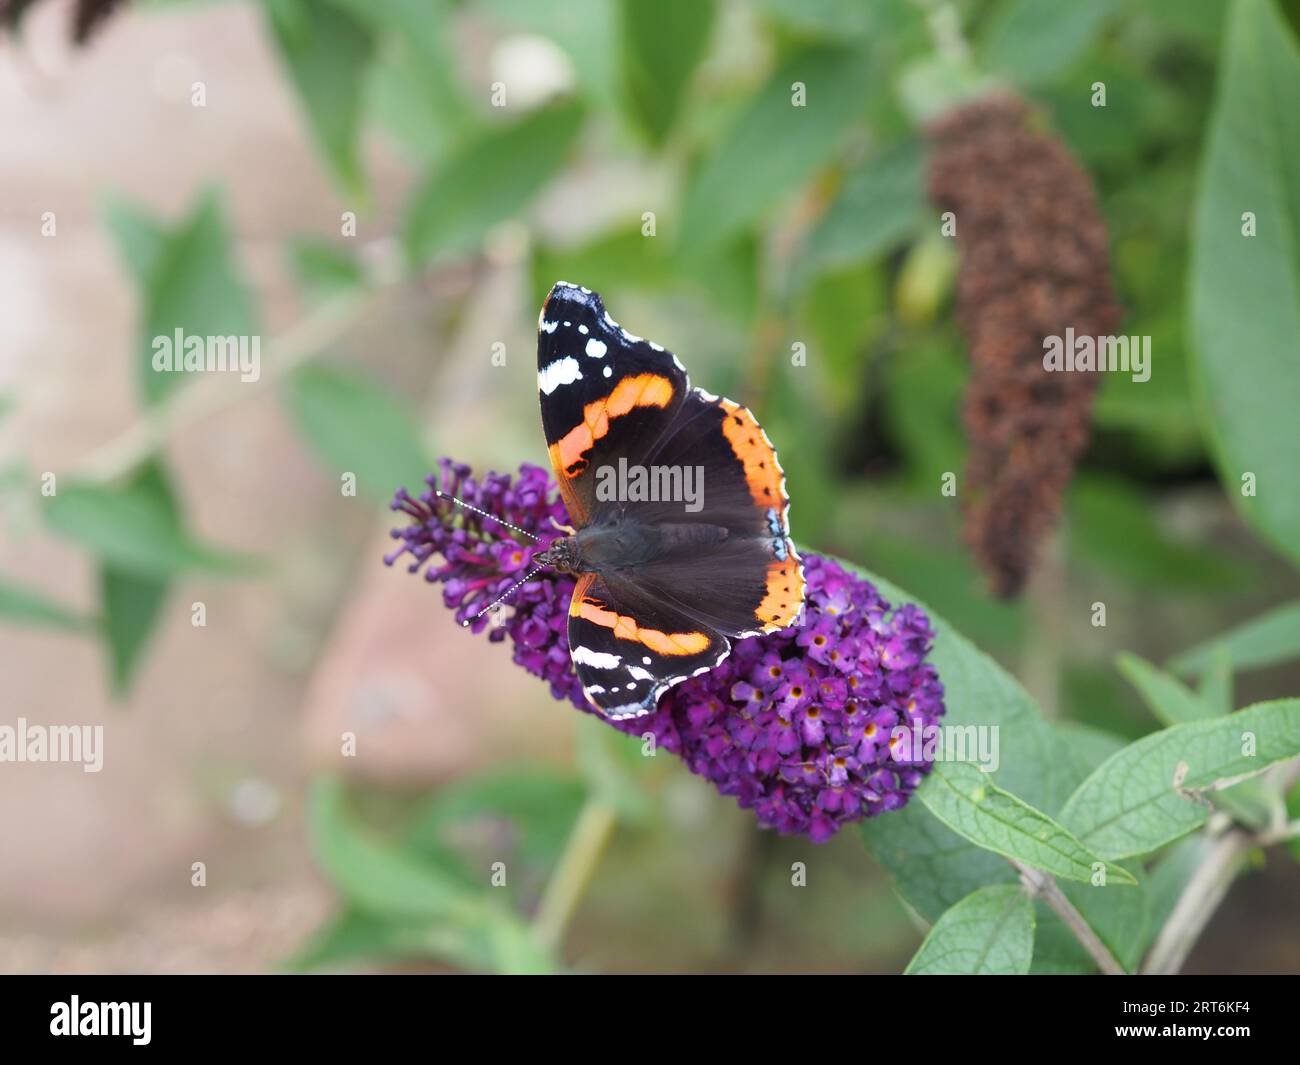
310,775 -> 481,919
306,778 -> 554,973
284,907 -> 481,971
287,236 -> 366,302
0,578 -> 94,633
44,471 -> 250,580
917,761 -> 1136,886
618,0 -> 714,145
1171,601 -> 1300,676
1061,699 -> 1300,859
103,197 -> 167,284
1117,652 -> 1216,727
1117,655 -> 1272,829
1197,647 -> 1234,716
285,363 -> 431,501
750,0 -> 878,39
111,190 -> 258,408
101,566 -> 169,696
1189,0 -> 1300,564
804,138 -> 925,275
678,46 -> 872,256
859,800 -> 1016,920
982,0 -> 1120,86
905,884 -> 1033,975
265,0 -> 377,197
405,100 -> 585,266
91,462 -> 182,695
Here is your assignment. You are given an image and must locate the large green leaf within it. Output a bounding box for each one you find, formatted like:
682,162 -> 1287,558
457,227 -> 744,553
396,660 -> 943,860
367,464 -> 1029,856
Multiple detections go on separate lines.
285,363 -> 431,501
103,197 -> 167,284
405,100 -> 585,265
265,0 -> 377,197
982,0 -> 1120,86
109,191 -> 258,408
918,762 -> 1136,886
904,884 -> 1033,975
1118,655 -> 1272,829
44,473 -> 249,580
1060,699 -> 1300,858
618,0 -> 714,145
678,47 -> 873,256
95,462 -> 180,695
1171,601 -> 1300,676
750,0 -> 879,39
803,138 -> 925,276
101,566 -> 169,696
1117,652 -> 1217,727
1189,0 -> 1300,563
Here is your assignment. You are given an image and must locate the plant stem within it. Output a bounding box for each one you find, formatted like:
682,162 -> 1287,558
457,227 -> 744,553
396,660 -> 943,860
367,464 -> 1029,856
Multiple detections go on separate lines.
1010,858 -> 1126,975
532,799 -> 618,954
1142,826 -> 1252,975
1019,528 -> 1065,717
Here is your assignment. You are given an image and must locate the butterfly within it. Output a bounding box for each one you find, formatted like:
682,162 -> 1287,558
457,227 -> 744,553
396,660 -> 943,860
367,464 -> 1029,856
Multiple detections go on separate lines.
534,282 -> 805,719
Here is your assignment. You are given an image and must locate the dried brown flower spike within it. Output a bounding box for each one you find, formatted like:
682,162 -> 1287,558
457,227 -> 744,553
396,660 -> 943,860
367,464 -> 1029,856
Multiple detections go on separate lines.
927,94 -> 1122,598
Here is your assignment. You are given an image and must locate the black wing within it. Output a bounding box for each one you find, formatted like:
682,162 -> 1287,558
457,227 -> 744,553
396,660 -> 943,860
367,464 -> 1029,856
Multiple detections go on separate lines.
567,572 -> 729,719
537,281 -> 689,527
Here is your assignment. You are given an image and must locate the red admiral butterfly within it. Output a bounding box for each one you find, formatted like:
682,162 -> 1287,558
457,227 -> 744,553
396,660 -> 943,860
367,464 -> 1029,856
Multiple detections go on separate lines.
535,282 -> 805,719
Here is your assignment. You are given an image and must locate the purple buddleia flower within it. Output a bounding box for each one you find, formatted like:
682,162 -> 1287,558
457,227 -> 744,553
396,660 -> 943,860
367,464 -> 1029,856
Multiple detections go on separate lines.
386,460 -> 946,841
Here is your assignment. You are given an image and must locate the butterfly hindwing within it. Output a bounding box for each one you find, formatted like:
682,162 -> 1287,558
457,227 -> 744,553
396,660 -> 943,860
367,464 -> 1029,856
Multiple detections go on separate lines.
567,573 -> 729,719
537,282 -> 689,526
626,389 -> 805,637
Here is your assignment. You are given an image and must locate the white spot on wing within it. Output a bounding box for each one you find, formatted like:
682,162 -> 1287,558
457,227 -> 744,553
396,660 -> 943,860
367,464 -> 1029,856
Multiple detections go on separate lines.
573,645 -> 621,670
585,338 -> 608,359
538,356 -> 583,394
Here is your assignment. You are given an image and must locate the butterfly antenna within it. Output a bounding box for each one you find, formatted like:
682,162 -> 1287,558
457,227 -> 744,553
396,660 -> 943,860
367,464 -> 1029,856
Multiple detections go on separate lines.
435,490 -> 542,543
462,564 -> 547,627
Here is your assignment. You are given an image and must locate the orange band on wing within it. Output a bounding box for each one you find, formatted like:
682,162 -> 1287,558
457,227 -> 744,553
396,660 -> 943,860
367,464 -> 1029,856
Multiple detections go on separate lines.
718,400 -> 785,510
551,373 -> 675,477
571,594 -> 710,656
757,552 -> 804,631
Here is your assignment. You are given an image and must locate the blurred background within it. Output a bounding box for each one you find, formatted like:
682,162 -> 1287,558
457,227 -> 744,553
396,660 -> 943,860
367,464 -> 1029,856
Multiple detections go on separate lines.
2,0 -> 1298,973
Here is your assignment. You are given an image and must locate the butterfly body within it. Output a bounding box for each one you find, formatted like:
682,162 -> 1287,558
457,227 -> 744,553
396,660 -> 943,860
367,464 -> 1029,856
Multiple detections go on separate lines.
539,520 -> 733,575
537,282 -> 805,719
